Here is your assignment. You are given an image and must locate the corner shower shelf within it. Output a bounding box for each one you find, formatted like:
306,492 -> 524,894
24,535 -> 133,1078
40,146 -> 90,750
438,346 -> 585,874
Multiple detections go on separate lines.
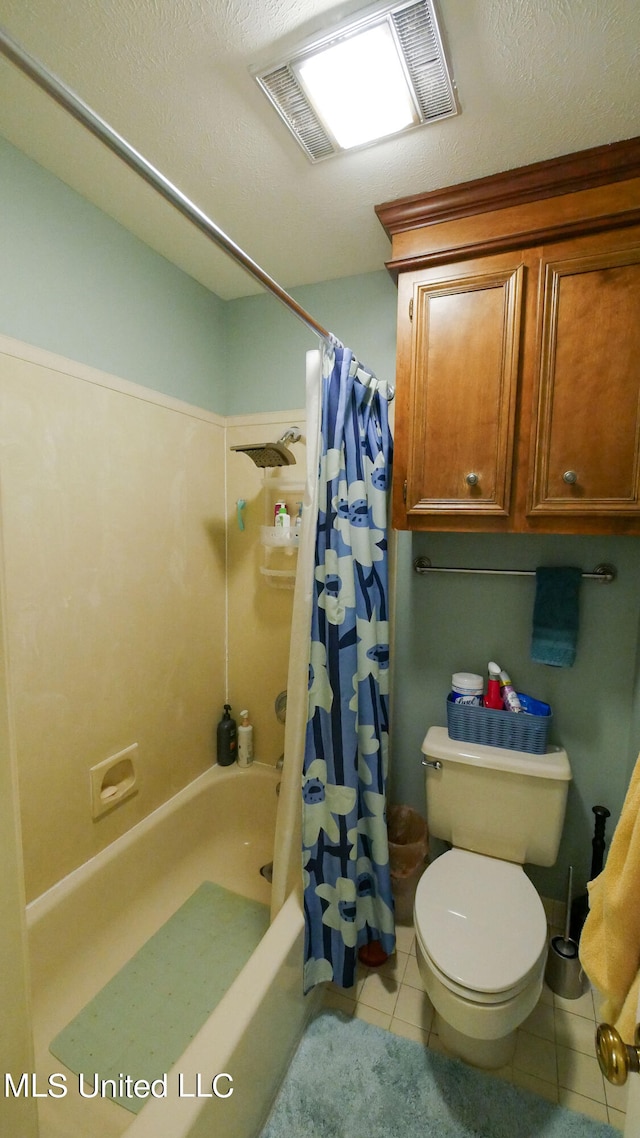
260,526 -> 298,588
260,525 -> 300,549
259,566 -> 296,589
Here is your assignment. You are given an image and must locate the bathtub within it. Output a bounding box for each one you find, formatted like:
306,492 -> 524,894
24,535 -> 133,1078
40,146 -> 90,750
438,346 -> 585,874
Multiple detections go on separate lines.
26,762 -> 320,1138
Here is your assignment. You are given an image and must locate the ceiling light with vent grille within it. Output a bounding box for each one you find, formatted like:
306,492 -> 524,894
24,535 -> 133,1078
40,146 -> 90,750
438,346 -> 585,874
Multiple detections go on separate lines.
253,0 -> 458,162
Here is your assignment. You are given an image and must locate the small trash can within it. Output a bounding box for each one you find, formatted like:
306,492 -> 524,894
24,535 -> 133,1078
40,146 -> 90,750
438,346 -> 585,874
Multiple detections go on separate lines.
387,804 -> 429,923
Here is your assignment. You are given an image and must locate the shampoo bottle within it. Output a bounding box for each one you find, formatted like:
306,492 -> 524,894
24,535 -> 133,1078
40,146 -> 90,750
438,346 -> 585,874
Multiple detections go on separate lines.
237,709 -> 254,768
216,704 -> 237,765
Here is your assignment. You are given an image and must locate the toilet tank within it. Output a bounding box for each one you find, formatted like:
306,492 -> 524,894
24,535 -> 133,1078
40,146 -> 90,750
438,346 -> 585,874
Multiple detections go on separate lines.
422,726 -> 571,867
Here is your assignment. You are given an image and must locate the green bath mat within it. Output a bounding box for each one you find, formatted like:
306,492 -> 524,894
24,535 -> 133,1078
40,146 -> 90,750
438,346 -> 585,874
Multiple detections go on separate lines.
50,881 -> 269,1114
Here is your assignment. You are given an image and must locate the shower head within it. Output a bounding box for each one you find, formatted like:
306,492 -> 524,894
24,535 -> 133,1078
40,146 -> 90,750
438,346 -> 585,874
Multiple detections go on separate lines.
231,428 -> 301,468
231,442 -> 293,467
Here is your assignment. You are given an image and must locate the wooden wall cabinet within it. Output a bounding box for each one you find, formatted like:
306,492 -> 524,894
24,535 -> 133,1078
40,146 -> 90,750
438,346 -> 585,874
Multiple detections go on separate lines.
377,137 -> 640,534
530,241 -> 640,519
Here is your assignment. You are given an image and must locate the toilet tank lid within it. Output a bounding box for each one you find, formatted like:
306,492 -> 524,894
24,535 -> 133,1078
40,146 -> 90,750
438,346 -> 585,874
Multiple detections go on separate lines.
422,726 -> 571,781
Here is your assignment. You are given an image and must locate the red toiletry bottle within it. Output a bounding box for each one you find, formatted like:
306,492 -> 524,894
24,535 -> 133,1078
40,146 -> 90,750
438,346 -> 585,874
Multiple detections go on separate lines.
484,661 -> 503,709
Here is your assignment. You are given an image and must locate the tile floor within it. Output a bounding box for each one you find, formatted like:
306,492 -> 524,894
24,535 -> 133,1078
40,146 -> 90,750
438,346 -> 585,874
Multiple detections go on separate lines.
324,921 -> 626,1131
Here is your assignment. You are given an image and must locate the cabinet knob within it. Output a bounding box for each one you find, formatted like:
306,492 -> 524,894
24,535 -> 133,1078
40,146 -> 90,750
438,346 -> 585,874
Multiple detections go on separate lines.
563,470 -> 578,485
465,473 -> 479,486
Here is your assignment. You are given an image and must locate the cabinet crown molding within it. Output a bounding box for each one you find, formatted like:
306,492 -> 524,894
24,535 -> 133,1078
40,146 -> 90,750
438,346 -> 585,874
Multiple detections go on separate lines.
375,136 -> 640,237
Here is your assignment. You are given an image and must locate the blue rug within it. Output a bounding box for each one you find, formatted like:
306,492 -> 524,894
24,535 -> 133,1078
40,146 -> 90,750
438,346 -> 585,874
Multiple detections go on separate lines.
260,1011 -> 616,1138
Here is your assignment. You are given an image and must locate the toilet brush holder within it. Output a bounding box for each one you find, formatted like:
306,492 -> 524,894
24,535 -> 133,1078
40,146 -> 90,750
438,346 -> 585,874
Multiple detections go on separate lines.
544,865 -> 589,1000
545,934 -> 589,1000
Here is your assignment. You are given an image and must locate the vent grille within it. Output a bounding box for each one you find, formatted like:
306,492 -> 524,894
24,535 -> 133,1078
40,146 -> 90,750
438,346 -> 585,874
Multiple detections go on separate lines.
255,0 -> 457,162
258,65 -> 336,162
393,2 -> 457,120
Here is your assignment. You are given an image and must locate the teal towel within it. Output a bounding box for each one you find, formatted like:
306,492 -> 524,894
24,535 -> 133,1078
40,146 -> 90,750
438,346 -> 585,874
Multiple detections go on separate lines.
531,566 -> 582,667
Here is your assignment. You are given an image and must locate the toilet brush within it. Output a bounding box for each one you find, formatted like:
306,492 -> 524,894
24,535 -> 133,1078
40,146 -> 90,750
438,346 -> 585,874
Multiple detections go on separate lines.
558,866 -> 576,956
544,865 -> 589,999
569,805 -> 610,943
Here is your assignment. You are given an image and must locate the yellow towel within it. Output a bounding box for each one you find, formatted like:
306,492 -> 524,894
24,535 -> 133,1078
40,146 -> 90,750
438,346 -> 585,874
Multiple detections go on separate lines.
580,753 -> 640,1042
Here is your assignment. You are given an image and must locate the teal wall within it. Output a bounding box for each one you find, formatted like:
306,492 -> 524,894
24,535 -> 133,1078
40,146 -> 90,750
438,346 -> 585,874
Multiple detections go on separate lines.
0,136 -> 227,413
0,134 -> 397,417
392,531 -> 640,900
2,132 -> 640,901
223,271 -> 398,414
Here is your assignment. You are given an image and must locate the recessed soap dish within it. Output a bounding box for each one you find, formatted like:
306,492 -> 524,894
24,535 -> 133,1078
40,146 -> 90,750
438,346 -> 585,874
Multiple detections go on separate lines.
90,743 -> 138,819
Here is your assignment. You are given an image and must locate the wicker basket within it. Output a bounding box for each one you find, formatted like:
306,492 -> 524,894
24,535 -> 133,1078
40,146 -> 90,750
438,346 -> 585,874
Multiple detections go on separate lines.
446,695 -> 551,755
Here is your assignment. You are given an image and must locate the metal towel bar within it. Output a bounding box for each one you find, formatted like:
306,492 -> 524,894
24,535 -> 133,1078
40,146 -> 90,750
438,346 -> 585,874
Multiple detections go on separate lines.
413,557 -> 617,583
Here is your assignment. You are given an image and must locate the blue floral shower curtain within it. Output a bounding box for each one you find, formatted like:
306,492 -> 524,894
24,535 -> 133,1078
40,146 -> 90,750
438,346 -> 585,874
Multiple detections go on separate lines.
302,340 -> 395,992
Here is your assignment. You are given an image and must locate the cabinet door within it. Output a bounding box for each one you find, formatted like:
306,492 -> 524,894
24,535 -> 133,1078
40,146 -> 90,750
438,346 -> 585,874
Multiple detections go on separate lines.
404,264 -> 524,519
530,243 -> 640,515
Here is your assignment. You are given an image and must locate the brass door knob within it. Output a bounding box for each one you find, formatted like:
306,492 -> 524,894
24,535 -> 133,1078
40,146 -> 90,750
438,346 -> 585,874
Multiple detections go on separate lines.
596,1023 -> 640,1084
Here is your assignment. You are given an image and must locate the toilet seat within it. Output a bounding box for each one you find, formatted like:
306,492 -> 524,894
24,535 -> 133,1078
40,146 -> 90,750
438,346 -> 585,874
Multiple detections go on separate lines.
414,848 -> 547,998
416,935 -> 543,1005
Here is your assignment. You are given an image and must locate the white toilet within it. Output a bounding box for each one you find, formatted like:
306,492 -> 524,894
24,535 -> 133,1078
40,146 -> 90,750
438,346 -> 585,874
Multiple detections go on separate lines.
413,726 -> 571,1069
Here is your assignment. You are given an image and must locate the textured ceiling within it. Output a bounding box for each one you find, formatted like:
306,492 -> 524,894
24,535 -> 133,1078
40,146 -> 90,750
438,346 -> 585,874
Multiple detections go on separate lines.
0,0 -> 639,299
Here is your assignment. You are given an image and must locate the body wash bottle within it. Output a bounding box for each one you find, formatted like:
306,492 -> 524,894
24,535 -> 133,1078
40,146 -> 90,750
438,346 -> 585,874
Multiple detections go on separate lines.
216,704 -> 237,765
237,709 -> 254,767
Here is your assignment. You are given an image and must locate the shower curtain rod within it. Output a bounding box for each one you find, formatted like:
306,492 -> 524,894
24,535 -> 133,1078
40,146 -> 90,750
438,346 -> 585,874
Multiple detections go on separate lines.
0,25 -> 332,343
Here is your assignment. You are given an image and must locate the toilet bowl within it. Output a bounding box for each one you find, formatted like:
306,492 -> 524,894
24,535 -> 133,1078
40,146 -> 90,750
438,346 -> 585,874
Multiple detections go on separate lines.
414,848 -> 548,1068
415,726 -> 571,1068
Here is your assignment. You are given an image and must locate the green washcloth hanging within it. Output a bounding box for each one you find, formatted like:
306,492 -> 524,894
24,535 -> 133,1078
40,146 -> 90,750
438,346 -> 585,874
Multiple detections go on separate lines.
531,566 -> 582,667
